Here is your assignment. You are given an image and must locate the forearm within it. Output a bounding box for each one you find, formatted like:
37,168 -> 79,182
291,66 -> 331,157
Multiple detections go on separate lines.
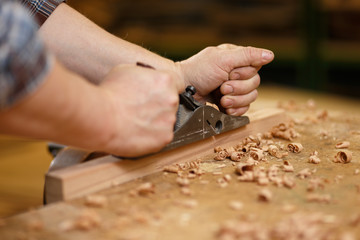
39,3 -> 179,84
0,60 -> 114,152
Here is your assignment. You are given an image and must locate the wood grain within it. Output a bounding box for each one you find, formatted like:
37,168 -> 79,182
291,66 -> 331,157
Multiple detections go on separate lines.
45,108 -> 287,203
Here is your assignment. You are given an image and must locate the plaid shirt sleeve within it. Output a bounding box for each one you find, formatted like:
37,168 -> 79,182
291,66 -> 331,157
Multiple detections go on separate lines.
20,0 -> 65,26
0,1 -> 52,109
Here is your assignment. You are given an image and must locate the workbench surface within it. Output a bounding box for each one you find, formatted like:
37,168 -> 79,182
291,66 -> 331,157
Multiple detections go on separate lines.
0,85 -> 359,240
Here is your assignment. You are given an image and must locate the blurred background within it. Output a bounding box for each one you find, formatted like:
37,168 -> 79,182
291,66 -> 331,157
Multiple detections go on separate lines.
68,0 -> 360,97
1,0 -> 360,218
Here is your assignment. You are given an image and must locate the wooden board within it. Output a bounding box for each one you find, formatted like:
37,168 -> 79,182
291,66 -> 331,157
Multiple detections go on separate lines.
1,104 -> 360,240
45,108 -> 287,203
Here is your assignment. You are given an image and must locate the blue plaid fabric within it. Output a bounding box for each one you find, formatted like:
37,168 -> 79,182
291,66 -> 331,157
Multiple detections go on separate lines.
21,0 -> 65,25
0,1 -> 52,109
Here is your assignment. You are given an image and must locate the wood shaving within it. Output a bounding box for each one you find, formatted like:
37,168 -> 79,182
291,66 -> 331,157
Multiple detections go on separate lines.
282,175 -> 296,189
163,159 -> 202,173
174,199 -> 198,208
249,148 -> 264,161
235,163 -> 254,175
258,188 -> 272,202
307,178 -> 325,192
230,151 -> 245,161
206,102 -> 220,111
217,178 -> 228,188
180,187 -> 192,196
223,174 -> 232,182
237,171 -> 254,182
335,141 -> 350,149
333,151 -> 352,163
355,169 -> 360,175
59,209 -> 101,231
214,150 -> 229,161
282,160 -> 294,172
85,195 -> 108,208
268,145 -> 288,158
297,168 -> 313,179
317,110 -> 328,120
287,143 -> 303,153
257,177 -> 269,186
134,182 -> 155,196
271,122 -> 299,141
281,204 -> 297,213
200,180 -> 209,185
334,175 -> 344,184
306,193 -> 332,204
214,146 -> 223,153
228,201 -> 244,211
308,151 -> 321,164
176,177 -> 190,187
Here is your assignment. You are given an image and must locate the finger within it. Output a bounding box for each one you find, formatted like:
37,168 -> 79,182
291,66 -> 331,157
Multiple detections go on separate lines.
229,66 -> 260,80
220,74 -> 260,95
220,89 -> 258,109
220,46 -> 274,70
226,105 -> 250,116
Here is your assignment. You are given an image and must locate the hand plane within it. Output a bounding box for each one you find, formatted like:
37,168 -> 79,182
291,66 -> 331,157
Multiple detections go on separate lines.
162,85 -> 249,151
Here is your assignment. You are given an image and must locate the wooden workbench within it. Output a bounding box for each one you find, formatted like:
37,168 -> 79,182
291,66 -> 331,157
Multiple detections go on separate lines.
0,85 -> 359,239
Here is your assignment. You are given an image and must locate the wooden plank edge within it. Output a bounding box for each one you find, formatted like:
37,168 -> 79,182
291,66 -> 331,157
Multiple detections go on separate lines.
45,108 -> 287,203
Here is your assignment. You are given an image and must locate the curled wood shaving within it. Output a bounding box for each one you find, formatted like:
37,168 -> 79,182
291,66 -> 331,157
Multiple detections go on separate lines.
228,201 -> 244,211
214,150 -> 229,161
268,145 -> 288,159
287,143 -> 303,153
271,123 -> 299,141
333,151 -> 353,163
309,151 -> 321,164
59,209 -> 101,232
85,195 -> 108,208
235,163 -> 254,175
249,148 -> 264,161
335,141 -> 350,149
206,102 -> 220,111
214,146 -> 223,153
230,151 -> 245,162
282,160 -> 294,172
258,188 -> 272,202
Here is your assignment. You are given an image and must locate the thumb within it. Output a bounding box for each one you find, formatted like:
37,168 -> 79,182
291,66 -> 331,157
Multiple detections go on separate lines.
222,46 -> 275,69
